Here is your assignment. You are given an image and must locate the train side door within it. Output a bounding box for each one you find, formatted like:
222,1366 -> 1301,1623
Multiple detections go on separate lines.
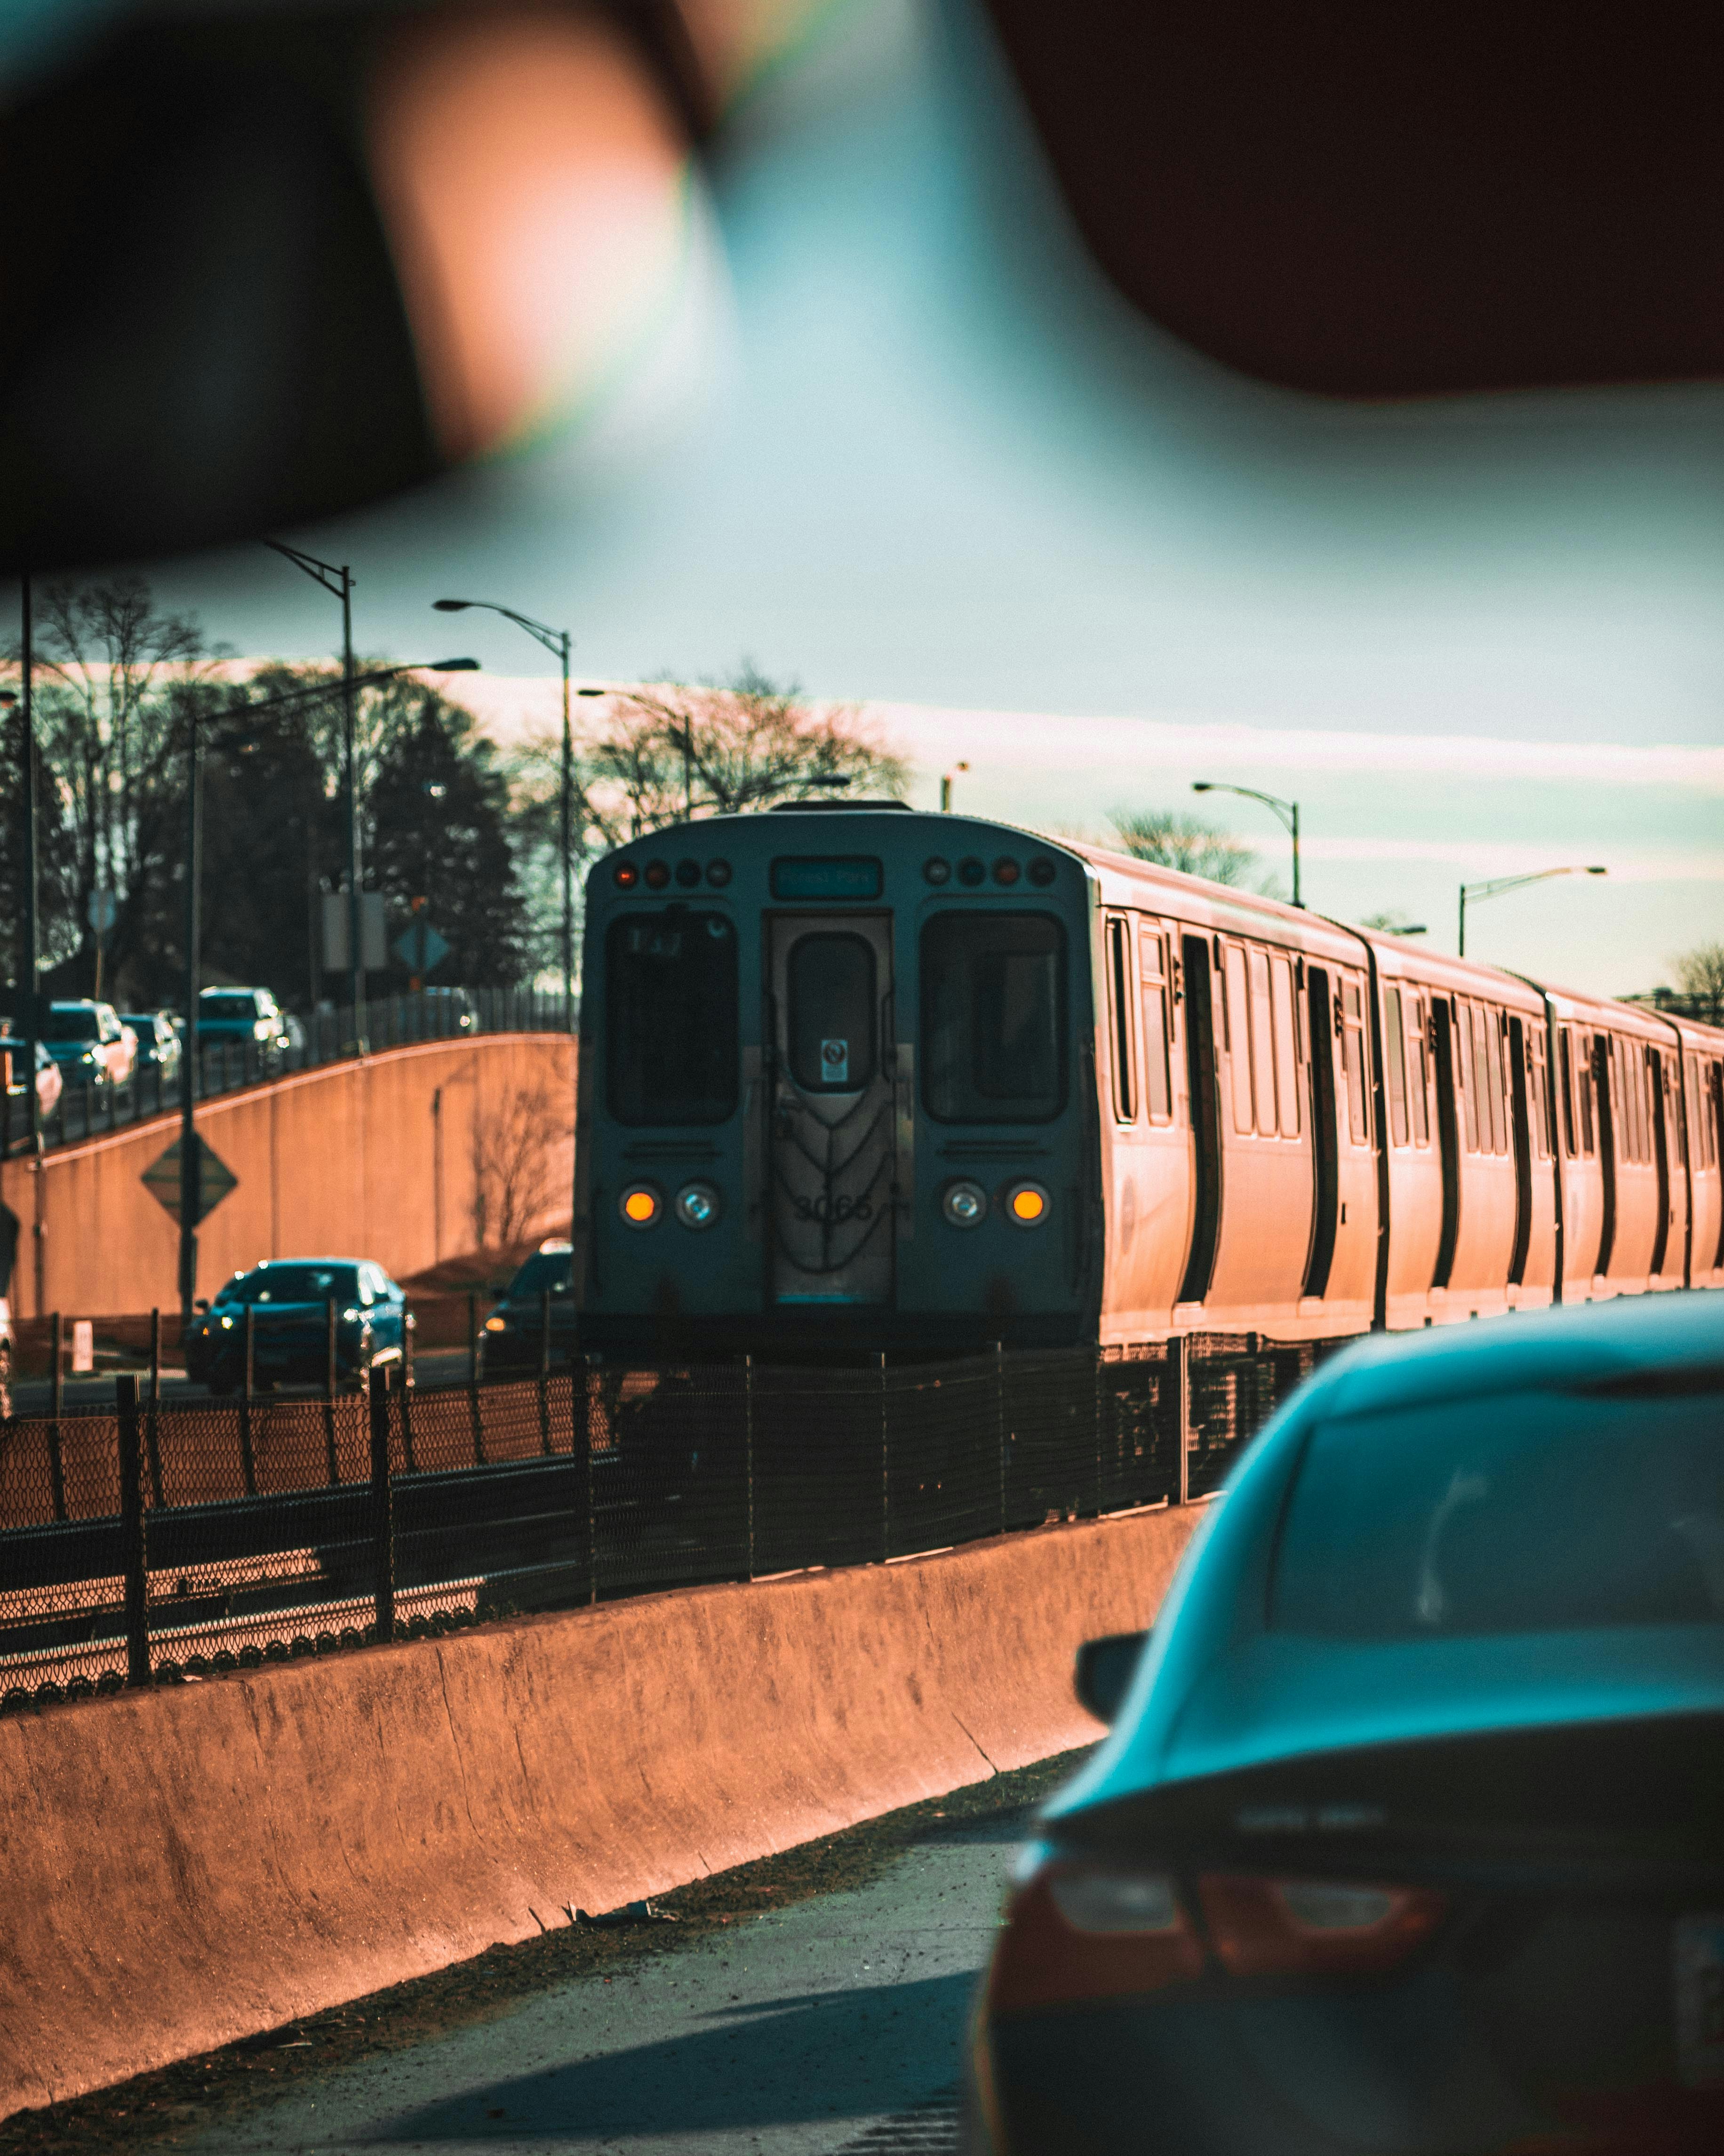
1303,963 -> 1339,1298
1176,934 -> 1222,1305
766,914 -> 896,1305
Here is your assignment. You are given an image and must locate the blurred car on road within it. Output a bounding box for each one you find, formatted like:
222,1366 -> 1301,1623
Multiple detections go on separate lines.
184,1258 -> 411,1393
479,1241 -> 573,1376
195,986 -> 290,1070
120,1010 -> 183,1078
415,986 -> 481,1036
970,1291 -> 1724,2156
44,999 -> 135,1088
2,1028 -> 64,1122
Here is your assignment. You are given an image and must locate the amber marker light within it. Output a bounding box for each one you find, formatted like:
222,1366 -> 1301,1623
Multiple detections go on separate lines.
1006,1181 -> 1051,1227
620,1185 -> 662,1228
614,861 -> 639,889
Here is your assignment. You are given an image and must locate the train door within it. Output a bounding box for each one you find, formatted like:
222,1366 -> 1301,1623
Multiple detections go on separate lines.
1507,1015 -> 1532,1285
1206,938 -> 1316,1313
766,915 -> 896,1305
1649,1044 -> 1684,1282
1593,1034 -> 1617,1277
1303,964 -> 1339,1297
1176,934 -> 1222,1305
1430,999 -> 1461,1288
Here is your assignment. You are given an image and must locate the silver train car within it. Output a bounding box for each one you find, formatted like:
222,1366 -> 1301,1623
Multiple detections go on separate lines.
571,804 -> 1724,1362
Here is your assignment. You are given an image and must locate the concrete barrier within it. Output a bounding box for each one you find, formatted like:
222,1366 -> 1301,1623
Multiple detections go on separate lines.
0,1505 -> 1201,2117
0,1034 -> 574,1321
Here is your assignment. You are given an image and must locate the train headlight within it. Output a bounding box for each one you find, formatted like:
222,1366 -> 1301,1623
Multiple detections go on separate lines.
941,1179 -> 988,1228
675,1181 -> 722,1230
1005,1181 -> 1051,1228
620,1184 -> 662,1229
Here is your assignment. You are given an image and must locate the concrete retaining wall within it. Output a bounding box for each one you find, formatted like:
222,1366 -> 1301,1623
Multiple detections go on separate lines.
0,1506 -> 1200,2117
0,1034 -> 575,1320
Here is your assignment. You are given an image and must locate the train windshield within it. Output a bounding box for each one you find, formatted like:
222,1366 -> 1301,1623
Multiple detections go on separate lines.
607,911 -> 738,1126
921,913 -> 1065,1122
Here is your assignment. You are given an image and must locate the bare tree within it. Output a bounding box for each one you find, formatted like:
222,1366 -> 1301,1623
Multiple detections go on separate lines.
1361,910 -> 1427,936
1109,808 -> 1257,887
470,1077 -> 564,1252
1670,939 -> 1724,1023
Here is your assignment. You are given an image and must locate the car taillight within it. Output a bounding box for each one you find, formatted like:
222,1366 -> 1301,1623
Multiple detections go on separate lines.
1198,1875 -> 1446,1978
986,1860 -> 1204,2016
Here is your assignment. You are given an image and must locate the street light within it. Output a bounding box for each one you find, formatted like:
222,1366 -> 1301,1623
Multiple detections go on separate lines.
435,597 -> 576,1019
1457,864 -> 1606,958
940,761 -> 970,812
1192,780 -> 1302,907
175,656 -> 479,1325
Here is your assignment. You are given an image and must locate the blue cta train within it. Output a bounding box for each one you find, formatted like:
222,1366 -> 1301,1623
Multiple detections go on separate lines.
571,804 -> 1724,1363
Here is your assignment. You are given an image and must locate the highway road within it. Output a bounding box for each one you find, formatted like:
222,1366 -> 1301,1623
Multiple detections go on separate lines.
157,1765 -> 1078,2156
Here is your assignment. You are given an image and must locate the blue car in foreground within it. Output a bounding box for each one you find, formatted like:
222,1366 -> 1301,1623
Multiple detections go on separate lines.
185,1259 -> 410,1393
969,1292 -> 1724,2156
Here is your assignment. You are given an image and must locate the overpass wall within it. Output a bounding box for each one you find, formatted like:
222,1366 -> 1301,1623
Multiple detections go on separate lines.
0,1505 -> 1201,2118
0,1035 -> 575,1319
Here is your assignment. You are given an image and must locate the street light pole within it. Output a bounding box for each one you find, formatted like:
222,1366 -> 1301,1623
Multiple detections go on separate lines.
1457,864 -> 1607,958
940,762 -> 970,813
1192,780 -> 1302,907
268,542 -> 365,1045
433,598 -> 578,1018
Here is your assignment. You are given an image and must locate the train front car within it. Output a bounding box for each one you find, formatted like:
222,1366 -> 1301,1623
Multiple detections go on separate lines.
572,807 -> 1097,1362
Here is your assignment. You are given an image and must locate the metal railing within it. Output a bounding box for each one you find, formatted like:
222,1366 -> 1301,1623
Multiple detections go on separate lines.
0,1335 -> 1334,1708
2,987 -> 575,1159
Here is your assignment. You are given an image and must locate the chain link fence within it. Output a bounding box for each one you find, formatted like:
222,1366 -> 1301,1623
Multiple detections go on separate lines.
0,1335 -> 1338,1709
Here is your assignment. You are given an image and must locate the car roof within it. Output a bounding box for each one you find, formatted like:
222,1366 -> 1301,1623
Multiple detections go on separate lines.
1046,1293 -> 1724,1825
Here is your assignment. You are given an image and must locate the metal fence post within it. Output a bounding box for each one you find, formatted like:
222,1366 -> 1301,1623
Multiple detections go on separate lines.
468,1289 -> 486,1466
580,1353 -> 596,1605
323,1297 -> 340,1483
993,1340 -> 1006,1536
146,1307 -> 164,1508
48,1309 -> 65,1521
744,1352 -> 755,1581
537,1285 -> 553,1455
370,1367 -> 396,1641
239,1305 -> 256,1495
117,1374 -> 151,1687
1174,1335 -> 1191,1506
879,1351 -> 890,1564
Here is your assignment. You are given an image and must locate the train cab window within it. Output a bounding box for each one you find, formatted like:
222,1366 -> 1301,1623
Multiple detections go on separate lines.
1385,987 -> 1409,1146
1271,956 -> 1300,1136
606,912 -> 738,1126
1105,917 -> 1137,1121
1138,929 -> 1173,1122
1341,978 -> 1368,1142
921,913 -> 1066,1123
788,934 -> 877,1093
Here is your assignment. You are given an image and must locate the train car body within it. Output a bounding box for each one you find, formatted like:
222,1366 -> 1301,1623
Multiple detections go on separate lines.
571,805 -> 1724,1361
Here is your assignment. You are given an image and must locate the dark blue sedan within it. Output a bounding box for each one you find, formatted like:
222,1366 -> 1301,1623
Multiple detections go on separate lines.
185,1258 -> 410,1393
969,1291 -> 1724,2156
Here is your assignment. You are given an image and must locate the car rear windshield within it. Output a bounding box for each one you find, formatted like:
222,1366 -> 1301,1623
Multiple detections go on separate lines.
921,913 -> 1065,1122
1272,1380 -> 1724,1638
606,911 -> 738,1125
216,1265 -> 360,1306
506,1252 -> 572,1302
48,1007 -> 100,1041
200,995 -> 257,1023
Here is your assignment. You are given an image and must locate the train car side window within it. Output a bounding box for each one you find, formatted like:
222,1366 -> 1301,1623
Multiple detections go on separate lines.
1487,1010 -> 1508,1155
1224,944 -> 1253,1133
921,913 -> 1066,1123
1270,954 -> 1299,1137
1249,948 -> 1278,1137
1407,993 -> 1430,1145
1577,1031 -> 1596,1154
1138,929 -> 1173,1122
1559,1027 -> 1577,1154
1528,1029 -> 1551,1160
788,933 -> 877,1092
1457,1000 -> 1479,1154
1385,987 -> 1409,1146
606,912 -> 739,1127
1106,916 -> 1136,1122
1341,977 -> 1368,1142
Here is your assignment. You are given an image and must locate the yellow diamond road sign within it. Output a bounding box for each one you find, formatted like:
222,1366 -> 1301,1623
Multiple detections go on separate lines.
142,1136 -> 238,1226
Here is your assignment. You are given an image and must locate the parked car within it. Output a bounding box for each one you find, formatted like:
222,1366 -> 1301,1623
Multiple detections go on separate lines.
195,986 -> 289,1068
969,1291 -> 1724,2156
43,999 -> 135,1088
120,1010 -> 183,1078
184,1258 -> 411,1393
480,1241 -> 574,1376
415,986 -> 480,1036
1,1029 -> 64,1120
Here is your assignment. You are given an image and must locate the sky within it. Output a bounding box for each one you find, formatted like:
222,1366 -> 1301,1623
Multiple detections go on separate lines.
135,0 -> 1724,997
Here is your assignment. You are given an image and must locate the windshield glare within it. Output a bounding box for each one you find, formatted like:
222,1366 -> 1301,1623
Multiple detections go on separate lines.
507,1253 -> 573,1301
1272,1384 -> 1724,1639
216,1265 -> 362,1307
48,1007 -> 101,1042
